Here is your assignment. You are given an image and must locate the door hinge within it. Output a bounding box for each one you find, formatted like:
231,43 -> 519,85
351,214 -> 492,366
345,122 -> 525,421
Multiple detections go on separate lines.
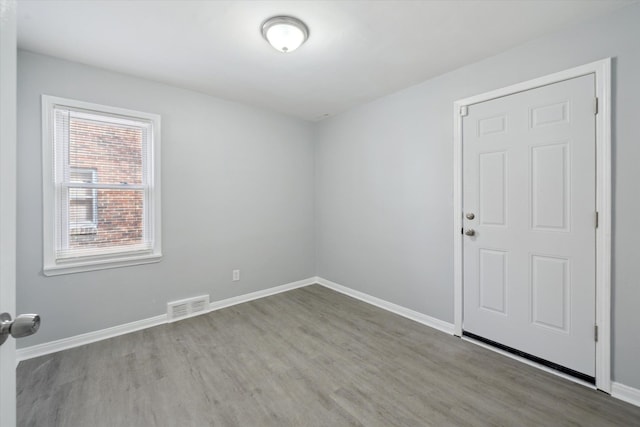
594,325 -> 599,342
460,105 -> 468,117
594,97 -> 599,115
595,211 -> 599,228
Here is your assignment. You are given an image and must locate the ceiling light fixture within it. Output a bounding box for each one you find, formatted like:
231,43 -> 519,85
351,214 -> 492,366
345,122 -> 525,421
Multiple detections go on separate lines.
261,16 -> 309,53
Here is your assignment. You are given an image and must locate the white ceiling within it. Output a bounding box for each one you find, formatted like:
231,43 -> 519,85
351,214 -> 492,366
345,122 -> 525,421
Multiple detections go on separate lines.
17,0 -> 635,121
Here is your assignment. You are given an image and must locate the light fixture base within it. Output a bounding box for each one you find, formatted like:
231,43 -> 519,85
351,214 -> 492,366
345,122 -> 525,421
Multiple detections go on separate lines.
261,16 -> 309,53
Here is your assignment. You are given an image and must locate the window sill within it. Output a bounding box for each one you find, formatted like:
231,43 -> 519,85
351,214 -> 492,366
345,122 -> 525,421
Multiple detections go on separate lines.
43,252 -> 162,276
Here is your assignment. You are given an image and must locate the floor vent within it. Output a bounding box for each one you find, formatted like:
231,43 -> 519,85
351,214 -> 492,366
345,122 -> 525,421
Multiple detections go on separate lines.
167,295 -> 210,322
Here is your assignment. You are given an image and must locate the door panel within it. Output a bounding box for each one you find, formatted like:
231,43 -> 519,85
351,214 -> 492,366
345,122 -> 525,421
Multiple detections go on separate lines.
479,249 -> 507,314
531,143 -> 570,231
479,151 -> 507,226
531,255 -> 569,332
463,74 -> 596,377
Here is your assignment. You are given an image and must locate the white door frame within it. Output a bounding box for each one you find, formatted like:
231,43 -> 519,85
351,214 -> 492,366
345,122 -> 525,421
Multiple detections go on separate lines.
0,0 -> 18,425
453,58 -> 612,392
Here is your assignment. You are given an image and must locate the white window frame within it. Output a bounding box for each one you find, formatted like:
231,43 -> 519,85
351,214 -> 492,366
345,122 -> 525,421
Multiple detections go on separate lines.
42,95 -> 162,275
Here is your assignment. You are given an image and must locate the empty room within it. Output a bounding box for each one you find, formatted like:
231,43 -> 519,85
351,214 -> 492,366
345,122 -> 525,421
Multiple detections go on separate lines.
1,0 -> 640,425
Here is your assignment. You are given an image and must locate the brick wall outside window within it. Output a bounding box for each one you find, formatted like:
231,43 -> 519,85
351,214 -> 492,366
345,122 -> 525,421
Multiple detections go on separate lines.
68,119 -> 144,249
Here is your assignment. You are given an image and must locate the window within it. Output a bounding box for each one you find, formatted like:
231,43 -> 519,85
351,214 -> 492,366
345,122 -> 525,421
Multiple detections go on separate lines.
69,168 -> 98,234
42,96 -> 161,275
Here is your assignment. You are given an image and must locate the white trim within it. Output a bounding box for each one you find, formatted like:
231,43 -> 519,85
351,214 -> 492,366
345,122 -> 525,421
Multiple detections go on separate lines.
611,382 -> 640,408
453,58 -> 612,392
16,314 -> 167,362
209,277 -> 315,311
315,277 -> 455,335
16,277 -> 317,362
42,252 -> 162,276
452,101 -> 463,337
594,59 -> 612,394
41,95 -> 162,276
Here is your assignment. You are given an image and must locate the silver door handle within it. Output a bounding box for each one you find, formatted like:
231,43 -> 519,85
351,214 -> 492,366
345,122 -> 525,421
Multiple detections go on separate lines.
465,229 -> 476,236
465,212 -> 475,220
0,313 -> 41,346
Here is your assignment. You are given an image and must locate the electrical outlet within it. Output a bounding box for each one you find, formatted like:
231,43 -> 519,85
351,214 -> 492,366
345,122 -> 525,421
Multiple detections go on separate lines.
232,269 -> 240,281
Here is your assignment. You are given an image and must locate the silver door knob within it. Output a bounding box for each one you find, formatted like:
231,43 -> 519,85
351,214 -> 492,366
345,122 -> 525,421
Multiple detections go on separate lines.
466,212 -> 475,220
465,229 -> 475,236
0,313 -> 41,346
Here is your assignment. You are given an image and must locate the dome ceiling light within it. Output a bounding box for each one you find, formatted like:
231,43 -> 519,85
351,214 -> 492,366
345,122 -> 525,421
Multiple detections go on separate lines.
261,16 -> 309,53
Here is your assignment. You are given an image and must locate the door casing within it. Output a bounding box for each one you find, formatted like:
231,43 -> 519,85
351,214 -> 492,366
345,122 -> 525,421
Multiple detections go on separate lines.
453,58 -> 612,392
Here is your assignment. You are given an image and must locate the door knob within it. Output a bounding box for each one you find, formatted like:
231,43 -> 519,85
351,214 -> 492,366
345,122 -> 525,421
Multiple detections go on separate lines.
465,229 -> 476,236
0,313 -> 41,346
466,212 -> 475,220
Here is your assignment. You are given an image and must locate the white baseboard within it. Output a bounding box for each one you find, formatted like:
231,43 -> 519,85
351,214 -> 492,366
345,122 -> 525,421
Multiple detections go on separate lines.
314,276 -> 455,335
209,277 -> 316,311
612,381 -> 640,408
16,277 -> 317,362
16,314 -> 167,362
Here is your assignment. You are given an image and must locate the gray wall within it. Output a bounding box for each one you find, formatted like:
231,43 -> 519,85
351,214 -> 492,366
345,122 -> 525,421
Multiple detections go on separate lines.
16,3 -> 640,390
17,51 -> 315,347
315,4 -> 640,388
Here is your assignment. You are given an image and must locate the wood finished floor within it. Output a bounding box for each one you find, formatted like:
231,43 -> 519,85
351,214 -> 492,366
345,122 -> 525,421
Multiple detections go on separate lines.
18,285 -> 640,426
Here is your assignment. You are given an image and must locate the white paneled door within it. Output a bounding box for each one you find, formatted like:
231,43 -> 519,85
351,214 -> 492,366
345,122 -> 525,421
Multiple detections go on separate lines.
462,74 -> 596,377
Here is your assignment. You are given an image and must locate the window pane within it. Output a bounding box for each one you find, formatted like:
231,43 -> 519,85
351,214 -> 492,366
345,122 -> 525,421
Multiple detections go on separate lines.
69,117 -> 144,185
69,187 -> 94,199
70,168 -> 94,185
69,199 -> 96,234
68,189 -> 145,250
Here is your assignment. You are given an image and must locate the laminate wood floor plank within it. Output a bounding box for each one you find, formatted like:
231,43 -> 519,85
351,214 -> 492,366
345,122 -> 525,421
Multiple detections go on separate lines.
18,285 -> 640,426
